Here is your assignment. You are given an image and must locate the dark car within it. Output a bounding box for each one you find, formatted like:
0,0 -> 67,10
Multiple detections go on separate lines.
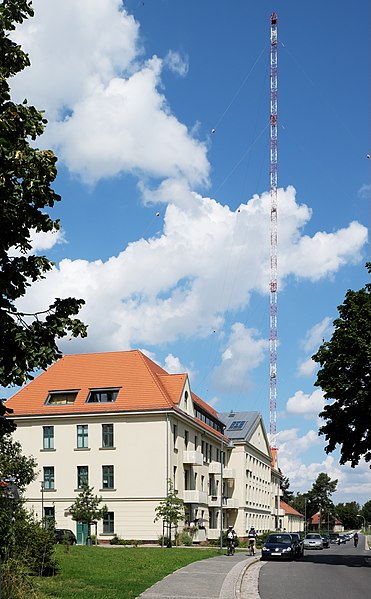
55,529 -> 77,544
290,532 -> 304,557
261,533 -> 296,560
321,534 -> 330,548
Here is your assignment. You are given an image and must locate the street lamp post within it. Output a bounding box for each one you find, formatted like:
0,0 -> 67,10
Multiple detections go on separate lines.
357,514 -> 366,531
41,481 -> 45,528
219,436 -> 224,554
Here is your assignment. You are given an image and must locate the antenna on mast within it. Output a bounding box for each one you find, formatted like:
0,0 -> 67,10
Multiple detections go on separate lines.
269,12 -> 278,462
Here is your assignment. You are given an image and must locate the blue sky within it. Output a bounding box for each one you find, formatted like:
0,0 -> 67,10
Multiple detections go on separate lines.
9,0 -> 370,504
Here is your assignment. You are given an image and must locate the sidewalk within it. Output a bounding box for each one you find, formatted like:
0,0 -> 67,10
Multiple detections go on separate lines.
138,551 -> 260,599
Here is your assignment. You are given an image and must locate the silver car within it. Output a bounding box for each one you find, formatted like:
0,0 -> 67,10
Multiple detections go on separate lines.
303,533 -> 323,550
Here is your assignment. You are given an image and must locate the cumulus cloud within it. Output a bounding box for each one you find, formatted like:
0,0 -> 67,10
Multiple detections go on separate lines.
286,389 -> 325,417
297,358 -> 318,378
11,0 -> 209,185
15,186 -> 368,355
210,323 -> 268,393
302,317 -> 333,352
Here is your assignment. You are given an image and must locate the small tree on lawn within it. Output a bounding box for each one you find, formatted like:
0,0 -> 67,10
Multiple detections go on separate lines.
69,484 -> 107,545
154,479 -> 184,548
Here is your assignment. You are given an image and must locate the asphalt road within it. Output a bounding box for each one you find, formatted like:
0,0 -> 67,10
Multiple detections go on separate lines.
259,535 -> 371,599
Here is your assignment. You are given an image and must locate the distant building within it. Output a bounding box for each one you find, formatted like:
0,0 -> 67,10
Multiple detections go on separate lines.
310,511 -> 344,532
6,350 -> 282,543
280,500 -> 304,532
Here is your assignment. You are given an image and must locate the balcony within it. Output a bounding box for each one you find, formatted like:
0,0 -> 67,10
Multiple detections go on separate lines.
183,451 -> 203,466
224,498 -> 239,509
183,490 -> 208,504
223,468 -> 236,480
209,461 -> 221,475
207,528 -> 220,540
208,495 -> 222,507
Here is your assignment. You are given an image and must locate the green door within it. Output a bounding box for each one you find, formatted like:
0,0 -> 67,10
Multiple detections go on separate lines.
76,522 -> 89,545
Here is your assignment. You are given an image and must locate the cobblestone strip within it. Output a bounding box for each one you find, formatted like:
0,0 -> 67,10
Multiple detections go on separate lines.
238,559 -> 265,599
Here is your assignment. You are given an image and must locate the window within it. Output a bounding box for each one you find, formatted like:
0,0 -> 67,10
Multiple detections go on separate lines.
184,430 -> 189,449
102,465 -> 114,489
87,389 -> 119,403
43,426 -> 54,450
77,466 -> 89,488
103,511 -> 114,534
46,391 -> 78,405
43,467 -> 55,490
102,424 -> 114,448
194,435 -> 198,451
228,420 -> 246,431
184,390 -> 188,410
173,466 -> 177,491
77,425 -> 88,449
201,475 -> 205,491
173,424 -> 178,448
44,506 -> 55,527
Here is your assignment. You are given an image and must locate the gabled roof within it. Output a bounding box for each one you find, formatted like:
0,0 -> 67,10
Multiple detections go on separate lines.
311,512 -> 342,525
219,411 -> 261,441
4,351 -> 210,423
280,500 -> 304,517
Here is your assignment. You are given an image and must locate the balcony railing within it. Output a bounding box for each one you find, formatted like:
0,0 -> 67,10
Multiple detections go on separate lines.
183,451 -> 203,466
208,495 -> 222,507
183,490 -> 208,504
208,461 -> 222,474
223,468 -> 236,480
224,498 -> 239,509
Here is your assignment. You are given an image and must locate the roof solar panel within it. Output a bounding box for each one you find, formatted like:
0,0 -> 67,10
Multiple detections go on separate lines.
228,420 -> 246,430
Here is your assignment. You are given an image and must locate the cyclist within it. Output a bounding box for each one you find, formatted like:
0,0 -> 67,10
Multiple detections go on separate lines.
227,525 -> 237,556
354,532 -> 359,547
248,526 -> 257,556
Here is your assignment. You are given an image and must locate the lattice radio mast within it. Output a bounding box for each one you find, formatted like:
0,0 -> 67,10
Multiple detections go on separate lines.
269,12 -> 278,453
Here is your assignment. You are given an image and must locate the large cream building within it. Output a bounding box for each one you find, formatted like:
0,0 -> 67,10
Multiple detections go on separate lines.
6,350 -> 283,543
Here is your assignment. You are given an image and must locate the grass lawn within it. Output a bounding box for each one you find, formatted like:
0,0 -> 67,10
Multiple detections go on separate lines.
36,545 -> 219,599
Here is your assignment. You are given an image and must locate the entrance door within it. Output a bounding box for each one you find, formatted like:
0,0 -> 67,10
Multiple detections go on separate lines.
76,522 -> 89,545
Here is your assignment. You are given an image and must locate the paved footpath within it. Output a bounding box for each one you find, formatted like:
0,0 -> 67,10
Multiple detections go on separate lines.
138,551 -> 262,599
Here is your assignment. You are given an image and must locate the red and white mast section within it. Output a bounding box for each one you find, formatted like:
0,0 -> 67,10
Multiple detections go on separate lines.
269,12 -> 278,454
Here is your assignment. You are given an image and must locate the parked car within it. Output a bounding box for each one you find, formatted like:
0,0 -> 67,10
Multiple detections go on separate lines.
55,529 -> 77,544
290,532 -> 305,557
303,533 -> 323,550
339,534 -> 347,544
261,533 -> 296,560
321,534 -> 330,548
329,532 -> 340,545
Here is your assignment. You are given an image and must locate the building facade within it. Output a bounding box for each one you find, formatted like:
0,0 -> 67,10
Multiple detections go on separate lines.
6,350 -> 282,543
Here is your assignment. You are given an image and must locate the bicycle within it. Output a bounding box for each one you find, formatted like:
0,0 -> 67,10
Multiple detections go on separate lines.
248,539 -> 255,556
227,539 -> 235,556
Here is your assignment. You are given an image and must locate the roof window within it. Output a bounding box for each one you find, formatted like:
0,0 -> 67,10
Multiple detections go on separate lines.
228,420 -> 246,431
86,389 -> 119,403
46,391 -> 78,405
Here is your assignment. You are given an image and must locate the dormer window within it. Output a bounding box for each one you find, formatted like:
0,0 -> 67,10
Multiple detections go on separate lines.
87,389 -> 119,403
46,391 -> 78,405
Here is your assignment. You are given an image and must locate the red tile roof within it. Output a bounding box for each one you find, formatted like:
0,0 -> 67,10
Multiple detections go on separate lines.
311,512 -> 342,525
280,500 -> 304,517
5,351 -> 221,441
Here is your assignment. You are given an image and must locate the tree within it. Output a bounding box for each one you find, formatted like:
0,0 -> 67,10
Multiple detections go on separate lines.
361,500 -> 371,527
307,472 -> 337,530
0,0 -> 87,437
279,470 -> 293,504
154,480 -> 184,548
69,484 -> 107,544
334,501 -> 360,530
312,263 -> 371,467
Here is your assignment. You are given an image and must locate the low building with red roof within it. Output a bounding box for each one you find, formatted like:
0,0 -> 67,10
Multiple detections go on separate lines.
280,500 -> 304,533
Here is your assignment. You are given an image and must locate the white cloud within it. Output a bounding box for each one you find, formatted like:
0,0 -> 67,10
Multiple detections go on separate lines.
302,317 -> 333,352
11,0 -> 209,186
164,50 -> 189,77
286,389 -> 325,417
15,186 -> 368,355
358,183 -> 370,199
210,323 -> 268,393
297,358 -> 318,378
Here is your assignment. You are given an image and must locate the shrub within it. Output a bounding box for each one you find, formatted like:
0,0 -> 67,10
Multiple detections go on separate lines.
1,557 -> 40,599
176,530 -> 193,546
